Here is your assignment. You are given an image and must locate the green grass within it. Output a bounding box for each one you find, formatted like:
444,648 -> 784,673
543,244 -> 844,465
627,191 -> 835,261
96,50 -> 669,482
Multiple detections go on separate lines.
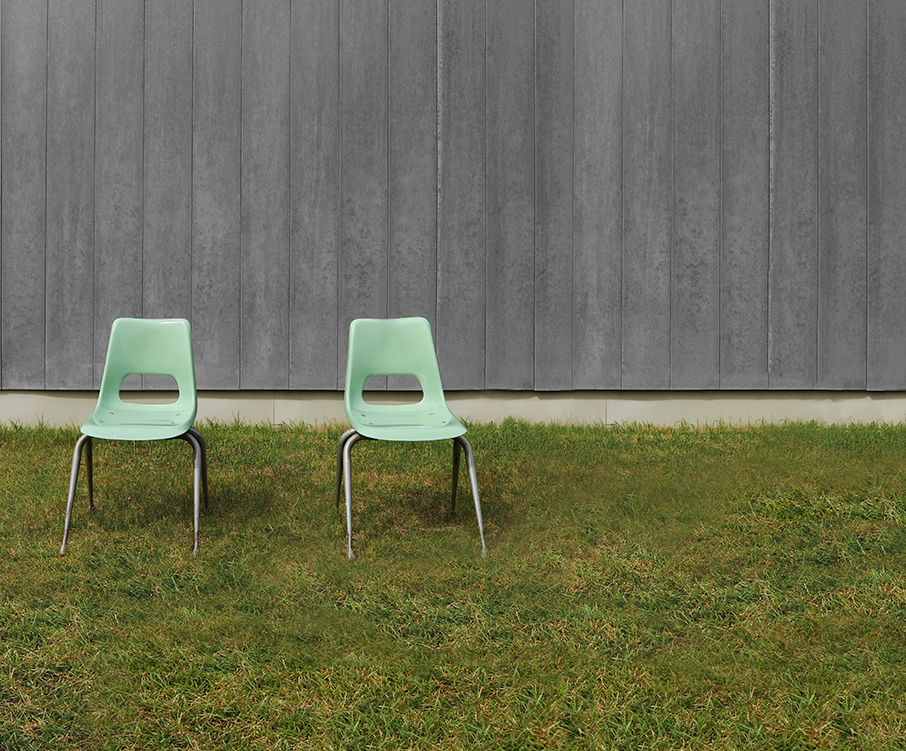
2,420 -> 906,749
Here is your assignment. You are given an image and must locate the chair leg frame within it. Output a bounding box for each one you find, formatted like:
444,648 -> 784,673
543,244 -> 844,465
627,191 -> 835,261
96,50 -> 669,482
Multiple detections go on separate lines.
181,427 -> 210,512
339,431 -> 370,560
335,430 -> 487,560
60,434 -> 93,555
453,435 -> 488,558
177,429 -> 206,557
60,429 -> 209,557
334,428 -> 358,510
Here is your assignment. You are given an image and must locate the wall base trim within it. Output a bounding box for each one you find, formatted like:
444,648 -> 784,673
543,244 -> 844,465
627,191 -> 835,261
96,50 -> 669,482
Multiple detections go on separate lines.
2,390 -> 905,428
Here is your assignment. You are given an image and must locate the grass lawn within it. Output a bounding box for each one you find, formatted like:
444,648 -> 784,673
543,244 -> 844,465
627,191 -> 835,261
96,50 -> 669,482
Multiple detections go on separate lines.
1,420 -> 906,749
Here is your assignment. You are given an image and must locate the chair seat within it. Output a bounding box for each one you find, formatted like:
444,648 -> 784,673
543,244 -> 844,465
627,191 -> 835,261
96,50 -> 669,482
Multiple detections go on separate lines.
81,403 -> 195,441
348,406 -> 466,442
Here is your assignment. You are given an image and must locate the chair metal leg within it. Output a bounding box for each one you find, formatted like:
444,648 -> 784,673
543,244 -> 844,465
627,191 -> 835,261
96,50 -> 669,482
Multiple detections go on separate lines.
455,435 -> 487,558
62,430 -> 208,557
85,435 -> 94,509
187,427 -> 209,510
342,431 -> 368,560
335,429 -> 357,509
451,438 -> 462,515
60,434 -> 92,555
183,431 -> 203,557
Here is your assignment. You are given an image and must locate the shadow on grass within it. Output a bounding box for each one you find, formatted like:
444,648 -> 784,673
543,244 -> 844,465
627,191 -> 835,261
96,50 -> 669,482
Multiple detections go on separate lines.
333,439 -> 490,552
59,437 -> 285,553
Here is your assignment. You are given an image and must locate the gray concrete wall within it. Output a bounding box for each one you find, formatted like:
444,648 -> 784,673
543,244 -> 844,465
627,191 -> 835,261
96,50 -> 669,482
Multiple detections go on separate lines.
1,1 -> 903,393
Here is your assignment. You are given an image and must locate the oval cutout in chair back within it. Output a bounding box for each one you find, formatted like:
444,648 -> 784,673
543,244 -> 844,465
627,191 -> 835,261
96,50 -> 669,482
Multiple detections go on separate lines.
117,374 -> 180,404
362,374 -> 424,405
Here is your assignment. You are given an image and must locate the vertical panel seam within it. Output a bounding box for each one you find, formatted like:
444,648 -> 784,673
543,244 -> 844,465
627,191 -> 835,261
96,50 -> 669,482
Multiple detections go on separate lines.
287,0 -> 292,388
669,0 -> 674,389
619,0 -> 624,390
532,0 -> 536,387
863,0 -> 872,391
385,0 -> 390,321
336,0 -> 342,389
767,0 -> 775,387
0,0 -> 3,389
815,0 -> 820,387
435,0 -> 441,336
92,0 -> 98,388
140,0 -> 145,326
43,0 -> 49,389
570,0 -> 575,391
285,0 -> 291,389
93,0 -> 98,387
517,0 -> 540,391
532,0 -> 538,390
238,0 -> 244,389
718,0 -> 723,388
190,0 -> 196,352
532,0 -> 537,390
483,0 -> 488,390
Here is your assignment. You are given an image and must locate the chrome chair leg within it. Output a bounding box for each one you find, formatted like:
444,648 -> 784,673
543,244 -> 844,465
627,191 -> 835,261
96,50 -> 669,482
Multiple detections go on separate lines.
180,430 -> 207,556
60,434 -> 92,555
85,435 -> 94,509
342,431 -> 368,560
187,427 -> 209,510
336,431 -> 485,560
62,429 -> 209,557
455,435 -> 487,558
335,428 -> 357,508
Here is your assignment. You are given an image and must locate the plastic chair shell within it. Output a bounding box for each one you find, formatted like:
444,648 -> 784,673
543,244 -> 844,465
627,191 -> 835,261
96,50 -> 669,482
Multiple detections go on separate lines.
82,318 -> 198,441
344,317 -> 466,442
60,318 -> 208,556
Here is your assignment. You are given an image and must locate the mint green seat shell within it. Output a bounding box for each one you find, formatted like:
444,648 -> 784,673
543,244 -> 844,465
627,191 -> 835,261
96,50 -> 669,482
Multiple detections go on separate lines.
335,317 -> 486,559
60,318 -> 209,556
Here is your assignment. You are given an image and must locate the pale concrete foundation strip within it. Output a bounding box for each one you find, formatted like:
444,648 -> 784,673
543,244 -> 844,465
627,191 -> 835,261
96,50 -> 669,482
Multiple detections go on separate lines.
1,391 -> 905,428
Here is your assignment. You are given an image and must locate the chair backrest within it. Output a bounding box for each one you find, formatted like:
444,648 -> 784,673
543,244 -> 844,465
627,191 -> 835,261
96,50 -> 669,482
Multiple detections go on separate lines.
344,317 -> 446,411
97,318 -> 197,413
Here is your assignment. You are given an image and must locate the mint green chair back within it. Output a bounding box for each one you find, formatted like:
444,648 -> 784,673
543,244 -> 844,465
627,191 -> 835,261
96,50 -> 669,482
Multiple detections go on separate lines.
60,318 -> 209,556
84,317 -> 198,441
344,317 -> 464,441
336,317 -> 486,559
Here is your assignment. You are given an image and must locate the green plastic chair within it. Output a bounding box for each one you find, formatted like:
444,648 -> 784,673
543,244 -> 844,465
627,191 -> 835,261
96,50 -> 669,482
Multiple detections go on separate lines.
335,317 -> 487,559
60,318 -> 209,556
